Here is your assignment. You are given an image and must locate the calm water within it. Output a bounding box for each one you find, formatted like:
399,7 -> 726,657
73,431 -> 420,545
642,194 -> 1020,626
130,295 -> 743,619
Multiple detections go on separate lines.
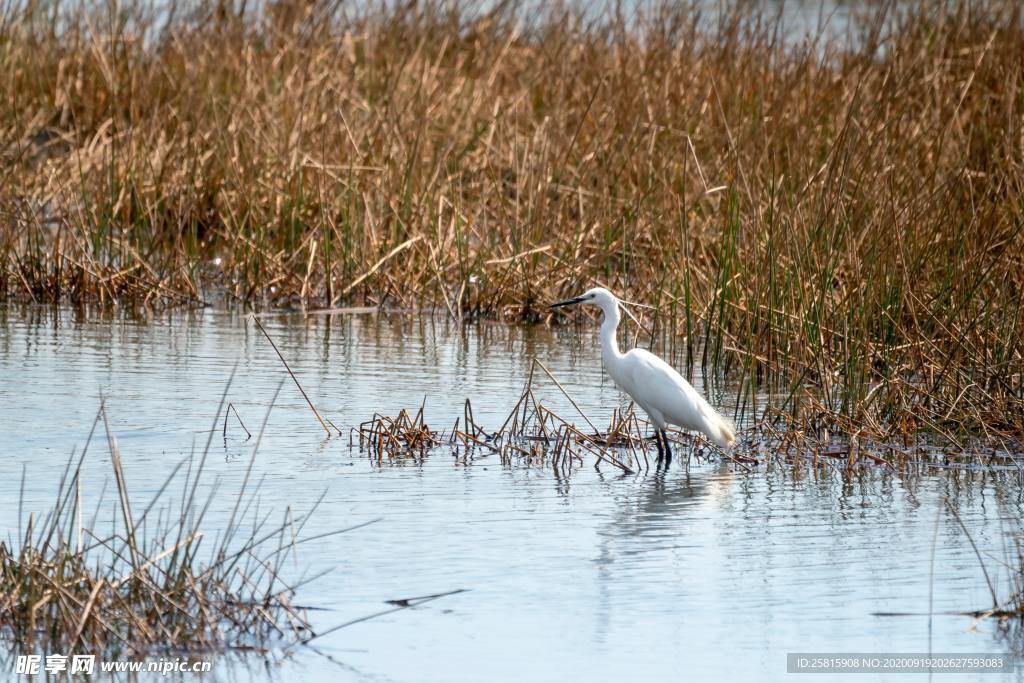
2,305 -> 1024,682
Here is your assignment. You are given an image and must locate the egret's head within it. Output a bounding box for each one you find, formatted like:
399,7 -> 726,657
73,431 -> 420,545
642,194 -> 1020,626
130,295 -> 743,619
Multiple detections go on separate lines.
550,287 -> 617,311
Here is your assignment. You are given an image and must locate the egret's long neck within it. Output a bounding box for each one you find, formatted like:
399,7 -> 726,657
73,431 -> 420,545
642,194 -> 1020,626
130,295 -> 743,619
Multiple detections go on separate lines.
599,302 -> 622,362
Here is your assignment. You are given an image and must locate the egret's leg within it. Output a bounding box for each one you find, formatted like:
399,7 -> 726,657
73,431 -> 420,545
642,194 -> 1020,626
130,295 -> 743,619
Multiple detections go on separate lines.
653,430 -> 664,459
660,429 -> 672,462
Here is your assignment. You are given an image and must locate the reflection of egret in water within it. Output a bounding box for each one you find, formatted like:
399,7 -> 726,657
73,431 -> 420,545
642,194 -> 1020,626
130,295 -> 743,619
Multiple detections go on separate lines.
589,465 -> 735,647
595,465 -> 736,558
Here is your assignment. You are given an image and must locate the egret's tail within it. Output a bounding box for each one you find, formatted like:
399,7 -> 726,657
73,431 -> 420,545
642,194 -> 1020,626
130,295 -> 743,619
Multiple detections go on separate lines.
703,411 -> 736,449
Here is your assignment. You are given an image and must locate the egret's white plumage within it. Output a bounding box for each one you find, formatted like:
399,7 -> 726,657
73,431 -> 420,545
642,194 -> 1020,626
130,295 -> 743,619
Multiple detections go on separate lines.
551,287 -> 736,452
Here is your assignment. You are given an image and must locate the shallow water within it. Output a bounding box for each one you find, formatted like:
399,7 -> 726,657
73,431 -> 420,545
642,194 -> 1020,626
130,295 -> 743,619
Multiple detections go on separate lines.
2,305 -> 1024,682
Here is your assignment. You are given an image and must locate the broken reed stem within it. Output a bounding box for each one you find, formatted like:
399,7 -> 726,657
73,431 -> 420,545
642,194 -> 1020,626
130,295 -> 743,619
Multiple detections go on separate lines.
224,402 -> 252,440
533,359 -> 600,434
559,422 -> 634,474
102,410 -> 140,571
304,588 -> 467,643
251,315 -> 332,436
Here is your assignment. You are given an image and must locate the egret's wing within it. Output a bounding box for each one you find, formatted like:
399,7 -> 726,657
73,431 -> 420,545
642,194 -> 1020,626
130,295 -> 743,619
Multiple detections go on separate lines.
622,349 -> 712,429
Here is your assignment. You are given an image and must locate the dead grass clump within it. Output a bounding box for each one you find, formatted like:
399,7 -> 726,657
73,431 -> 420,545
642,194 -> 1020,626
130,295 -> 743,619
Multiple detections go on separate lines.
0,406 -> 337,657
353,361 -> 774,474
355,404 -> 442,461
352,359 -> 1024,474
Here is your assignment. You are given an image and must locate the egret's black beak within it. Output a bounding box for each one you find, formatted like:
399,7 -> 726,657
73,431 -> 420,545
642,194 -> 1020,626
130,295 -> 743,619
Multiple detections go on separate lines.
550,296 -> 586,309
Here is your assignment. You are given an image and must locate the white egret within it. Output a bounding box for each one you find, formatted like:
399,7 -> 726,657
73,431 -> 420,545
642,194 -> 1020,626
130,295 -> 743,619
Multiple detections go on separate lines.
551,287 -> 736,460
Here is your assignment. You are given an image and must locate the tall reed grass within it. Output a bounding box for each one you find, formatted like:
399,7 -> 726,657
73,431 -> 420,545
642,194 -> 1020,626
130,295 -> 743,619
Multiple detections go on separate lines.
1,0 -> 1021,437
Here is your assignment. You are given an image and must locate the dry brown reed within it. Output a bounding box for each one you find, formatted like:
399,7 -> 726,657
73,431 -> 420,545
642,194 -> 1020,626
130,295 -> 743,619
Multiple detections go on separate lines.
0,402 -> 353,657
1,0 -> 1022,438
